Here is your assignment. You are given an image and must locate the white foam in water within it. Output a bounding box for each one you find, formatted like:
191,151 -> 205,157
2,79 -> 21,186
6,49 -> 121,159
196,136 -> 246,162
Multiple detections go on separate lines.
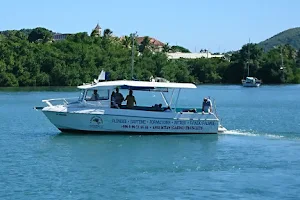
222,129 -> 259,137
221,129 -> 285,139
264,134 -> 284,139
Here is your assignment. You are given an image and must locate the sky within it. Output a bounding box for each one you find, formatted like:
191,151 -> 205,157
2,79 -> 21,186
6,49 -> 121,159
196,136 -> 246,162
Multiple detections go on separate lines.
1,0 -> 299,52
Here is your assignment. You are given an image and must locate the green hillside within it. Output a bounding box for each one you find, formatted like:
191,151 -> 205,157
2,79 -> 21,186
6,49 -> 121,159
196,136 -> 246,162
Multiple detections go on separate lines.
0,27 -> 300,86
0,29 -> 33,36
259,27 -> 300,51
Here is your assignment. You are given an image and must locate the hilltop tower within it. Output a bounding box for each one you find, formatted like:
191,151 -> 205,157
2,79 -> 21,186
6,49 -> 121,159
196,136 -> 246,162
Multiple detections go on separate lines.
91,23 -> 102,37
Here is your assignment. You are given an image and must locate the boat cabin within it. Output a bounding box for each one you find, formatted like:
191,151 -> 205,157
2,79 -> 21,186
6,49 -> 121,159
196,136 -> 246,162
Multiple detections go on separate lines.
77,80 -> 197,112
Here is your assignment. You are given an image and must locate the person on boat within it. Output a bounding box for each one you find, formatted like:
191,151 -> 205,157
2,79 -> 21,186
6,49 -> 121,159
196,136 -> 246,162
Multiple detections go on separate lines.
114,87 -> 124,107
90,90 -> 100,101
202,97 -> 212,114
110,91 -> 119,108
125,89 -> 136,109
153,103 -> 163,111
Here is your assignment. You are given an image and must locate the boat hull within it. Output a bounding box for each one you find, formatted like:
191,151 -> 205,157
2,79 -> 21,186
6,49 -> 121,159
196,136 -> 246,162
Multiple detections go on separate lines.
242,82 -> 261,87
42,108 -> 220,134
242,77 -> 261,87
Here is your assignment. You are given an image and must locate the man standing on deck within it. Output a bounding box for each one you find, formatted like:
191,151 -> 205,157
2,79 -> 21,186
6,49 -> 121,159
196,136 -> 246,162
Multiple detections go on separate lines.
202,97 -> 212,114
114,87 -> 124,107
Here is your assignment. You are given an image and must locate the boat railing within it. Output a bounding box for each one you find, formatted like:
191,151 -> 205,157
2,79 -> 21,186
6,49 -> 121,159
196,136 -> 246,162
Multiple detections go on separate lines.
81,99 -> 107,107
210,98 -> 217,117
42,97 -> 78,107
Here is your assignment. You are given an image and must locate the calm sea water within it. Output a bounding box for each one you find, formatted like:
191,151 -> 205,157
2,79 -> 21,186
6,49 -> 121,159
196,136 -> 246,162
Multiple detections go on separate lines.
0,85 -> 300,200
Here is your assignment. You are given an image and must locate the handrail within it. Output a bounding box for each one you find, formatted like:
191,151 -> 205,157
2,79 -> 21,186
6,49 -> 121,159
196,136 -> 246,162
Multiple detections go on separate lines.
42,97 -> 78,107
41,97 -> 107,107
212,98 -> 218,117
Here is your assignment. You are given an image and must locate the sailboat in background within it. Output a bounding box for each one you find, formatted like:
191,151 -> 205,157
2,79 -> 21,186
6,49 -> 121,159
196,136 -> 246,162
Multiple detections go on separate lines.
241,39 -> 262,87
241,63 -> 262,87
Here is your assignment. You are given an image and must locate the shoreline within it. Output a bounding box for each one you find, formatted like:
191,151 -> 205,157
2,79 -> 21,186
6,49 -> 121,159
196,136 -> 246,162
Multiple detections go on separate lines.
0,84 -> 299,92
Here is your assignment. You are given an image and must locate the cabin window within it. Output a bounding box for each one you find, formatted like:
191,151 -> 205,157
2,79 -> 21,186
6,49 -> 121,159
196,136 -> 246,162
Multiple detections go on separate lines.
85,89 -> 109,101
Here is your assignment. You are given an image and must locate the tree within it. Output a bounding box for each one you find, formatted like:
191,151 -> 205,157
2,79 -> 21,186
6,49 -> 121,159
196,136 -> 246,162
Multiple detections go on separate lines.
121,35 -> 131,48
228,43 -> 263,80
170,45 -> 190,53
162,42 -> 170,52
139,36 -> 150,53
296,49 -> 300,68
28,27 -> 53,43
103,29 -> 113,38
91,29 -> 100,37
0,72 -> 19,86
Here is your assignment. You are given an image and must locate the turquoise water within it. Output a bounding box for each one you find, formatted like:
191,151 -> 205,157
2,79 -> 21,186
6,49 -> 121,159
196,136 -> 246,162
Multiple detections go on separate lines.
0,85 -> 300,199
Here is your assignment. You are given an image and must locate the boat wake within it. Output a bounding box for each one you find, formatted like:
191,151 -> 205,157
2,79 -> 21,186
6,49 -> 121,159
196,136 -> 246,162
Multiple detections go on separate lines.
222,129 -> 259,137
221,129 -> 285,139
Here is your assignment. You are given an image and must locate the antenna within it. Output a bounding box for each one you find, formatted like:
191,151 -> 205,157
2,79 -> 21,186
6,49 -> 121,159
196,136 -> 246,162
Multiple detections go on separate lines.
207,48 -> 209,58
131,31 -> 137,80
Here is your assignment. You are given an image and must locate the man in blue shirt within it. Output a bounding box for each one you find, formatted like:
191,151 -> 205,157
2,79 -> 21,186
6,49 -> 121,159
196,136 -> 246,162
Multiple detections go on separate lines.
90,90 -> 100,101
202,98 -> 212,114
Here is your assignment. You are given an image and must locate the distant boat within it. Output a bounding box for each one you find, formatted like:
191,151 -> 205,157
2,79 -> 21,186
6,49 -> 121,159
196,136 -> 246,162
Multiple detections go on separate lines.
241,39 -> 262,87
242,77 -> 261,87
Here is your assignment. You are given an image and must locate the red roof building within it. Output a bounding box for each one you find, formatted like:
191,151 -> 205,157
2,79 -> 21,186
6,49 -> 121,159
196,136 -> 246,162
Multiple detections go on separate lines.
136,37 -> 165,47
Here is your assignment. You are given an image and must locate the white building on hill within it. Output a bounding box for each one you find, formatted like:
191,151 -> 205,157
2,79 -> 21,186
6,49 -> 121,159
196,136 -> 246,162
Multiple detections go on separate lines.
167,52 -> 224,59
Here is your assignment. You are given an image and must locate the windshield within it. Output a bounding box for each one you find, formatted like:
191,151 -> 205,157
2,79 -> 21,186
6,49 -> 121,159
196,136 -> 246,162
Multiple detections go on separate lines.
78,90 -> 85,101
85,89 -> 109,101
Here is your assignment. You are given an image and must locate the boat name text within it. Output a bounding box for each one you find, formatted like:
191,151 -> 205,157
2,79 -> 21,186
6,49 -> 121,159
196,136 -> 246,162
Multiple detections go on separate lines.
112,118 -> 215,126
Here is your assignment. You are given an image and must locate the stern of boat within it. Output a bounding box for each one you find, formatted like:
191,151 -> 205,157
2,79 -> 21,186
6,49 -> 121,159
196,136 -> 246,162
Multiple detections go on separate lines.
218,124 -> 227,133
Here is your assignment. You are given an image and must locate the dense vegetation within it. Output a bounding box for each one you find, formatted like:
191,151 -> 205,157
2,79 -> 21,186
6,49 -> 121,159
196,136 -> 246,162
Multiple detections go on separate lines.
259,27 -> 300,51
0,27 -> 300,87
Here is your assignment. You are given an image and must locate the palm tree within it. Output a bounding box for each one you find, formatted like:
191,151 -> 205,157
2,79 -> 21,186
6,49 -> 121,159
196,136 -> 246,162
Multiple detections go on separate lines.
162,42 -> 170,52
122,35 -> 131,48
139,36 -> 150,53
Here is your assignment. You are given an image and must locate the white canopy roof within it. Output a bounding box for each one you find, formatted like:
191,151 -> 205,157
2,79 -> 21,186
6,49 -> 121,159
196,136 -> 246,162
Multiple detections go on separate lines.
77,80 -> 197,90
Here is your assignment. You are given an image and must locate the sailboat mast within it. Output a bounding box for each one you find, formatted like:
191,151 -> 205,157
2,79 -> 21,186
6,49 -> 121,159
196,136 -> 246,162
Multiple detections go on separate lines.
280,46 -> 284,68
247,59 -> 249,77
247,38 -> 250,76
280,46 -> 285,82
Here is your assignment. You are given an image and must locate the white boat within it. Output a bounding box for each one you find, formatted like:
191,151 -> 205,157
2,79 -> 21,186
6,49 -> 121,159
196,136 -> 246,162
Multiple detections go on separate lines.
35,74 -> 226,134
242,77 -> 261,87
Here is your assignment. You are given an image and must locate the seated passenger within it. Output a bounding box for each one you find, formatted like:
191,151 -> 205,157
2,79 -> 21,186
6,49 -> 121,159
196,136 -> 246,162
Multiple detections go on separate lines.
125,89 -> 136,109
202,97 -> 212,114
90,90 -> 100,101
153,103 -> 163,111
